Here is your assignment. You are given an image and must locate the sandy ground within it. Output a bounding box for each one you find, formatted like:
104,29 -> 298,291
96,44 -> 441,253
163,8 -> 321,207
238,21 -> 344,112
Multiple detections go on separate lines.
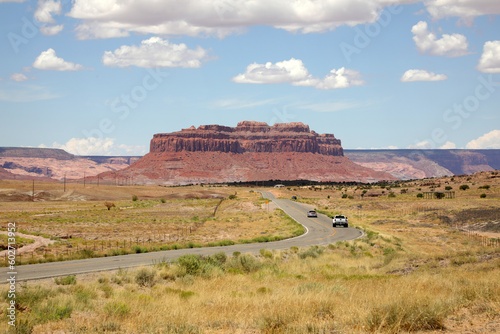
0,231 -> 55,256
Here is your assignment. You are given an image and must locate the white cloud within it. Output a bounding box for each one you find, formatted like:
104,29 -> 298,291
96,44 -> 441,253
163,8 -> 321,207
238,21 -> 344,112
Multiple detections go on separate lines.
425,0 -> 500,25
102,37 -> 210,68
232,58 -> 364,90
400,69 -> 447,82
477,41 -> 500,74
316,68 -> 365,89
439,141 -> 456,149
9,73 -> 29,82
51,137 -> 147,156
33,49 -> 84,71
67,0 -> 392,39
411,21 -> 469,57
40,24 -> 64,36
407,140 -> 432,149
466,130 -> 500,149
34,0 -> 61,24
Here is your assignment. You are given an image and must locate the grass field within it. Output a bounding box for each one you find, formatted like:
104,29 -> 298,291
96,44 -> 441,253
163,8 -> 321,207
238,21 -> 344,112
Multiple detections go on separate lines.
0,182 -> 303,265
0,172 -> 499,333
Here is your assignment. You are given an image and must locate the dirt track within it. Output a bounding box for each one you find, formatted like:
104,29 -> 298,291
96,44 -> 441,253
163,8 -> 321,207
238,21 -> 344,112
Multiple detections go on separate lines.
0,231 -> 55,256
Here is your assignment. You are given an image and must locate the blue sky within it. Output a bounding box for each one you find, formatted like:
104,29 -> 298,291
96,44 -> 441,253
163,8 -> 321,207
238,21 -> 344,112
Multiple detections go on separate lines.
0,0 -> 499,156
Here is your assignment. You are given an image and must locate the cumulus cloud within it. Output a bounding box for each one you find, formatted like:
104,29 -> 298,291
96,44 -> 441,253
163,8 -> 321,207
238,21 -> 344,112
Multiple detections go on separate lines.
232,58 -> 364,90
34,0 -> 61,23
67,0 -> 387,39
51,137 -> 147,156
33,49 -> 84,71
466,130 -> 500,149
40,24 -> 64,36
9,73 -> 29,82
400,69 -> 447,82
476,41 -> 500,74
439,141 -> 456,149
407,140 -> 432,149
425,0 -> 500,24
411,21 -> 469,57
102,37 -> 210,68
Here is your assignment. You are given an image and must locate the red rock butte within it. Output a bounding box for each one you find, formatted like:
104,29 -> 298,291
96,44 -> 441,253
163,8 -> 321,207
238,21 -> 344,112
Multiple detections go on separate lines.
95,121 -> 395,185
150,121 -> 343,156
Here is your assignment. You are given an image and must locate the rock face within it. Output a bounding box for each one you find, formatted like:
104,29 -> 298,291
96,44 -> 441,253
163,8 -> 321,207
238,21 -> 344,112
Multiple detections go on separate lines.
150,121 -> 343,156
345,149 -> 500,180
95,122 -> 394,185
0,148 -> 139,181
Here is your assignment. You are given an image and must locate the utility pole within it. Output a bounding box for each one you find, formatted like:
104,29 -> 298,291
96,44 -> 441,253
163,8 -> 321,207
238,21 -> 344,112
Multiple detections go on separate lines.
64,173 -> 66,192
83,172 -> 86,188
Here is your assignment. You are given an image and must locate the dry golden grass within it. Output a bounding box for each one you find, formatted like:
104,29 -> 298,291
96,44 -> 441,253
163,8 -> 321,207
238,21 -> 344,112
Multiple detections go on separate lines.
0,182 -> 301,264
0,172 -> 499,333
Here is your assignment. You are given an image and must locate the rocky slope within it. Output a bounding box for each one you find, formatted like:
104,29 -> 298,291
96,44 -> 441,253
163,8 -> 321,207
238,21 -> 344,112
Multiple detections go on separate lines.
0,147 -> 138,180
93,122 -> 394,185
345,149 -> 500,180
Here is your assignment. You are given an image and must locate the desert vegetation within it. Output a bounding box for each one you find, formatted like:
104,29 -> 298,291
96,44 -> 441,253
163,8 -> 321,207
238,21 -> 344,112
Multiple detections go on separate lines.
0,171 -> 498,333
0,181 -> 303,265
1,226 -> 498,333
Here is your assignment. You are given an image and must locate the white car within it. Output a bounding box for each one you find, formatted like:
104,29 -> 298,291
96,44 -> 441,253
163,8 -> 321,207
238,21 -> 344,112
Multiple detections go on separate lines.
333,215 -> 348,227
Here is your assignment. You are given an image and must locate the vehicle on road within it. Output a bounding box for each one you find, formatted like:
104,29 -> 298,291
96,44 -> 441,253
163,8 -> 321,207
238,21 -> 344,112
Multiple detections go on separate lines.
333,215 -> 348,227
307,210 -> 318,218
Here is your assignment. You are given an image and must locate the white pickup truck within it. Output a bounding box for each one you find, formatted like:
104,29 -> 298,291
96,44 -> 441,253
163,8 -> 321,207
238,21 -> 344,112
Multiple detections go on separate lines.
333,215 -> 348,228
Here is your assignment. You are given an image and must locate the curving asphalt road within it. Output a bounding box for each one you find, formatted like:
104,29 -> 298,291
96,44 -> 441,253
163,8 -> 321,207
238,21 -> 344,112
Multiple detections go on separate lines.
1,191 -> 362,281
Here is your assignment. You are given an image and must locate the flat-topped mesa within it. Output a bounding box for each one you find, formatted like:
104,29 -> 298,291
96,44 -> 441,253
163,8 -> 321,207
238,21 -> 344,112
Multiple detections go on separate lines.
150,122 -> 343,156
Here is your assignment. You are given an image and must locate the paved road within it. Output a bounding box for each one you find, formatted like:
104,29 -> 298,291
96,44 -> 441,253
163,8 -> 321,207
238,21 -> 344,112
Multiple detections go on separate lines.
2,191 -> 362,281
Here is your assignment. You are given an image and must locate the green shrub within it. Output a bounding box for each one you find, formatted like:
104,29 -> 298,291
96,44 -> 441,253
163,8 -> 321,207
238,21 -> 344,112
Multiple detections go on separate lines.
135,267 -> 157,287
131,245 -> 148,253
260,249 -> 273,259
180,291 -> 197,299
160,198 -> 166,203
298,246 -> 323,259
54,275 -> 76,285
445,186 -> 452,190
227,253 -> 261,273
77,249 -> 96,259
178,255 -> 201,276
459,185 -> 469,191
388,192 -> 396,198
416,193 -> 423,198
39,301 -> 73,321
104,301 -> 130,317
434,192 -> 445,199
228,194 -> 237,200
341,194 -> 348,199
211,251 -> 228,266
132,194 -> 138,201
480,193 -> 487,198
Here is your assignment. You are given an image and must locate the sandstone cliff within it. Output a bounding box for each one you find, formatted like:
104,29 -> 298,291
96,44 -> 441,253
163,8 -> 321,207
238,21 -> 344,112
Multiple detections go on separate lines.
150,121 -> 343,156
93,122 -> 394,185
